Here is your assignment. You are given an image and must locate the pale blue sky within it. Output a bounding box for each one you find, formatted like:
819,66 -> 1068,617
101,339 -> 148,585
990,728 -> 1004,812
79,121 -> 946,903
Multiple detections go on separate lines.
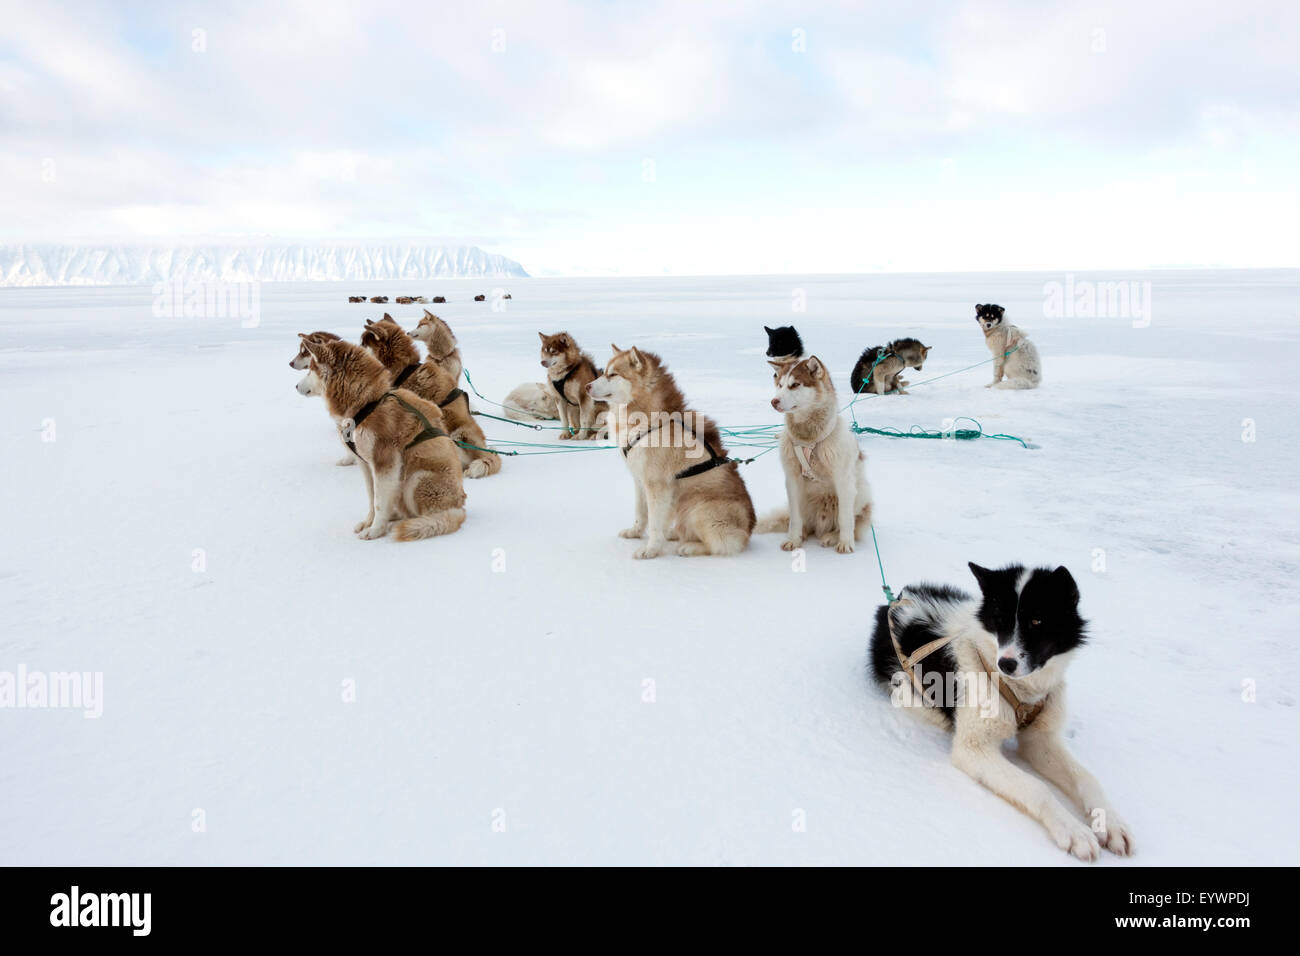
2,0 -> 1296,274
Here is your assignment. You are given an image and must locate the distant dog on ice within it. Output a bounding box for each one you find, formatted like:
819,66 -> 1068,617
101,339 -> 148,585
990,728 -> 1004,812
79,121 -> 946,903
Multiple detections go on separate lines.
538,331 -> 607,440
867,562 -> 1134,861
757,356 -> 872,554
849,338 -> 931,396
408,311 -> 463,384
763,325 -> 804,363
292,330 -> 357,467
589,346 -> 755,558
298,334 -> 466,541
502,382 -> 559,422
360,316 -> 500,478
976,304 -> 1041,389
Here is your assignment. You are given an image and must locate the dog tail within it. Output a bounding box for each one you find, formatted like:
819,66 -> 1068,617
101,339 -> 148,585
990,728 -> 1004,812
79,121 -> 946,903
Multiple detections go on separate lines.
394,507 -> 467,541
754,508 -> 789,534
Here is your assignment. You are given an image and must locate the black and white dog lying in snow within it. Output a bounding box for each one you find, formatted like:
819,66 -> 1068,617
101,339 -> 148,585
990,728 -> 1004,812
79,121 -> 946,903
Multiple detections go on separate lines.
868,562 -> 1134,861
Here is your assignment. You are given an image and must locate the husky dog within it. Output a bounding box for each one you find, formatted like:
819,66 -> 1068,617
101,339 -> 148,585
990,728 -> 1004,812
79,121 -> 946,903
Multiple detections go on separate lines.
757,356 -> 872,553
867,563 -> 1134,861
976,304 -> 1041,389
763,325 -> 804,363
502,382 -> 560,422
348,296 -> 366,303
409,311 -> 463,384
432,296 -> 447,304
369,296 -> 388,304
589,346 -> 756,558
298,334 -> 466,541
292,331 -> 356,467
849,338 -> 931,396
360,316 -> 500,478
538,331 -> 606,440
474,294 -> 486,302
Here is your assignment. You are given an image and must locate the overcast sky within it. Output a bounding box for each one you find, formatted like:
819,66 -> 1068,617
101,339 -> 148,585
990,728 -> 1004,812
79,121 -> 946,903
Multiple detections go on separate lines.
2,0 -> 1297,275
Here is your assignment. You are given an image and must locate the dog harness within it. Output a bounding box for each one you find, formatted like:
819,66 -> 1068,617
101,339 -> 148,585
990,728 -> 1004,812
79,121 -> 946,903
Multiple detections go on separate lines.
391,363 -> 420,389
342,392 -> 449,456
621,423 -> 732,480
549,359 -> 593,407
438,387 -> 467,410
886,598 -> 1045,729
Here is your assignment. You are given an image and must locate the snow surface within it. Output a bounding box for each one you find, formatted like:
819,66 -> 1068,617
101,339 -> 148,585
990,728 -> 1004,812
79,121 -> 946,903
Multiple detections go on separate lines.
0,243 -> 528,286
1,271 -> 1297,865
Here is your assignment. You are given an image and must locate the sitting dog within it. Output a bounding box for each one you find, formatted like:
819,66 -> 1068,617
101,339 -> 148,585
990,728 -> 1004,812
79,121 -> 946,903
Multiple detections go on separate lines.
763,325 -> 804,364
867,562 -> 1134,861
297,335 -> 466,541
976,304 -> 1041,389
292,331 -> 356,467
538,331 -> 606,440
408,311 -> 463,383
757,356 -> 872,553
589,346 -> 755,558
361,317 -> 500,478
849,338 -> 931,396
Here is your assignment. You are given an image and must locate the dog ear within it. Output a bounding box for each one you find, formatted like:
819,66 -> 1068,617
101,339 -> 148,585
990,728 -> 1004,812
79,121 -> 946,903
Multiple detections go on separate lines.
763,325 -> 774,335
804,355 -> 825,378
383,313 -> 394,322
610,343 -> 622,354
628,347 -> 644,369
968,562 -> 991,585
1052,566 -> 1080,606
538,331 -> 547,342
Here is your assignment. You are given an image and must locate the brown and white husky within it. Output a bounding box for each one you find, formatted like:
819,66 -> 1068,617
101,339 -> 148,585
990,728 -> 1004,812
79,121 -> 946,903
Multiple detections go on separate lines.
758,356 -> 872,553
292,330 -> 358,467
538,331 -> 606,440
360,317 -> 500,478
588,346 -> 755,559
409,311 -> 463,384
298,334 -> 467,541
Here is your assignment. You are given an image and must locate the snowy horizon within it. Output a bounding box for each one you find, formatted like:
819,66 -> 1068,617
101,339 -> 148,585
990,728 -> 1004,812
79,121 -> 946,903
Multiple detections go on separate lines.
4,1 -> 1298,276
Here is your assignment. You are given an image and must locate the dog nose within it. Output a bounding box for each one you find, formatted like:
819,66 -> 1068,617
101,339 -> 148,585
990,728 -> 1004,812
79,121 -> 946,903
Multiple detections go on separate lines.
998,658 -> 1018,675
770,398 -> 781,410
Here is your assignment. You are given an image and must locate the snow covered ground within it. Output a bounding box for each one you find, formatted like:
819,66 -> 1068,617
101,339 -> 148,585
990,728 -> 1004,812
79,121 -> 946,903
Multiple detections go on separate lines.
2,270 -> 1297,865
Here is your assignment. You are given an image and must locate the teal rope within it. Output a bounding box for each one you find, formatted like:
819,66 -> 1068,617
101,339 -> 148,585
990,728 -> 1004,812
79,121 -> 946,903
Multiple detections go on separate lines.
851,417 -> 1029,448
871,525 -> 895,604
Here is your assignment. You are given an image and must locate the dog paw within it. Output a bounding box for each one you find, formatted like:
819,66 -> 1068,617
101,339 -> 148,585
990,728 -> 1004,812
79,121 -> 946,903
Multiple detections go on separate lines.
1095,812 -> 1135,856
557,431 -> 574,441
1048,815 -> 1101,862
465,460 -> 489,479
633,545 -> 662,560
819,532 -> 838,548
336,455 -> 356,467
781,538 -> 803,552
677,542 -> 708,556
835,540 -> 855,555
354,517 -> 374,534
619,527 -> 645,539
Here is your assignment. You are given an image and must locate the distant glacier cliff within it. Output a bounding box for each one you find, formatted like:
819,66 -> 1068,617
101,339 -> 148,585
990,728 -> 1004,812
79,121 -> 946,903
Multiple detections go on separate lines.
0,243 -> 529,286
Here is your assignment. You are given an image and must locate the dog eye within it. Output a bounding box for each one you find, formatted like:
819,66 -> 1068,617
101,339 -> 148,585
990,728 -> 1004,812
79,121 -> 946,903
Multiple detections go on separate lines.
788,383 -> 800,389
1030,619 -> 1041,627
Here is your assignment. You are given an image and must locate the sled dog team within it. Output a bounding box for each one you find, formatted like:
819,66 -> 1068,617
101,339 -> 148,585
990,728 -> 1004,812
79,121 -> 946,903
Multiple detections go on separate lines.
291,302 -> 1132,862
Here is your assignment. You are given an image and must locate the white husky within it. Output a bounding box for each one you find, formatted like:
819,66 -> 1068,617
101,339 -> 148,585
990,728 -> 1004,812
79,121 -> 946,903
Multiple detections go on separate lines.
757,356 -> 872,554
